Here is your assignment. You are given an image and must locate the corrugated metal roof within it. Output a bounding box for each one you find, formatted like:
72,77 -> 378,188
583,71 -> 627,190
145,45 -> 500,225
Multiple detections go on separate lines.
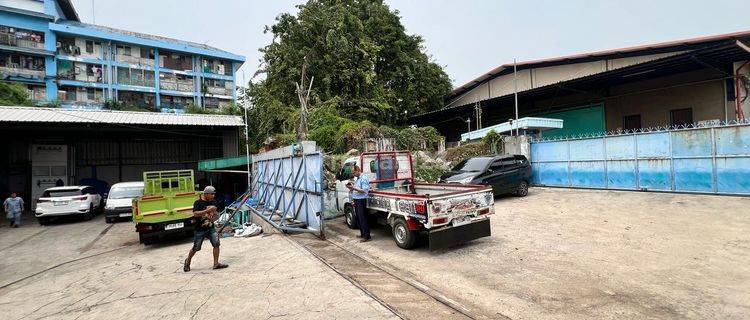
448,29 -> 750,99
0,106 -> 244,127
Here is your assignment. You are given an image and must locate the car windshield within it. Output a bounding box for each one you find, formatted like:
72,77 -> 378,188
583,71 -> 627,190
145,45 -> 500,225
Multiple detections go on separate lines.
451,158 -> 491,172
43,189 -> 81,197
108,186 -> 143,199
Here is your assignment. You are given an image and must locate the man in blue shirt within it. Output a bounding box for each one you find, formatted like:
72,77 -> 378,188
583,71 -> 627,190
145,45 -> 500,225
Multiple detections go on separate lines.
4,193 -> 24,228
347,166 -> 371,242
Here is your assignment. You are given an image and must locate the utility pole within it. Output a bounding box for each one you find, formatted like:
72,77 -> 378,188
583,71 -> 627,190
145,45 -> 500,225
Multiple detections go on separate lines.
513,58 -> 519,136
475,102 -> 482,130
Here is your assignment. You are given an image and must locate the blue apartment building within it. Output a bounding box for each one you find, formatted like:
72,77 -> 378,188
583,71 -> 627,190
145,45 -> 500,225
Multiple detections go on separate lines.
0,0 -> 245,111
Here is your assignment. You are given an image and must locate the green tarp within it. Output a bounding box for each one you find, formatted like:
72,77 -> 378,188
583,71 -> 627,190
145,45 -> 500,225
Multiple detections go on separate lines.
535,103 -> 605,138
198,155 -> 250,171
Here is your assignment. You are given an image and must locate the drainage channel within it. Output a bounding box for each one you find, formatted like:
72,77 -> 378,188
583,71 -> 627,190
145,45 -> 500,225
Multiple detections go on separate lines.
290,234 -> 478,320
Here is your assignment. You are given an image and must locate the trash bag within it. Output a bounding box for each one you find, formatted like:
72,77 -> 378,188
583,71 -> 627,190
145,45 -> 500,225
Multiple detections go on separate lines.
233,223 -> 263,238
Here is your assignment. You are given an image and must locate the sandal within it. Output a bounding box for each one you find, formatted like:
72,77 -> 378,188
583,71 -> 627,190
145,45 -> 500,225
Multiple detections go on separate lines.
183,259 -> 190,272
213,263 -> 228,269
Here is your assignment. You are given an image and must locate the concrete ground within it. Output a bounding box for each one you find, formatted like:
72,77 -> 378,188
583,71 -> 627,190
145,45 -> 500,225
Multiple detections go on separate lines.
0,215 -> 397,320
2,188 -> 748,320
326,188 -> 750,320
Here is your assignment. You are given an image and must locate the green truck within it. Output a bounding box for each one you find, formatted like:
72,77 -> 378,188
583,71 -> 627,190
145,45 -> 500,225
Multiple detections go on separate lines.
133,170 -> 200,244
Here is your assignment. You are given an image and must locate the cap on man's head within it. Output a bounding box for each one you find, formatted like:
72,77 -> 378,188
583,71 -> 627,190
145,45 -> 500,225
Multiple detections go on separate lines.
203,186 -> 216,194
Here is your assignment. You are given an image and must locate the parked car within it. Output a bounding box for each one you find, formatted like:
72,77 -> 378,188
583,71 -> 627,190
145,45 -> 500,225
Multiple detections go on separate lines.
439,155 -> 532,197
104,181 -> 144,223
35,186 -> 103,225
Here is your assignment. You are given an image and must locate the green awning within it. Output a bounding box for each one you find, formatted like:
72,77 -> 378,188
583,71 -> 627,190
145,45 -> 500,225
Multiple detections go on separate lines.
198,155 -> 250,172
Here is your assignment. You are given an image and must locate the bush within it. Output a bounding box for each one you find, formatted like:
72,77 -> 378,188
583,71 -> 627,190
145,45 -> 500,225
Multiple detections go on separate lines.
444,141 -> 490,166
414,156 -> 448,182
0,81 -> 32,106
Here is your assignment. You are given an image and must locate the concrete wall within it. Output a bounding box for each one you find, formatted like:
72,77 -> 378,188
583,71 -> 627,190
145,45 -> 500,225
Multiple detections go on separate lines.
604,69 -> 726,130
447,52 -> 684,107
735,60 -> 750,120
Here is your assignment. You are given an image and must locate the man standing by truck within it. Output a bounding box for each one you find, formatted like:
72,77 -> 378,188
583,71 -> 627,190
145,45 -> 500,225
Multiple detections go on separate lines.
347,166 -> 371,242
183,186 -> 228,271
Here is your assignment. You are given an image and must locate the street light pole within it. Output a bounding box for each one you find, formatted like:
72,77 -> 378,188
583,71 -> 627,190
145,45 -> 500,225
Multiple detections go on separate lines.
466,118 -> 471,140
513,58 -> 519,136
242,72 -> 251,188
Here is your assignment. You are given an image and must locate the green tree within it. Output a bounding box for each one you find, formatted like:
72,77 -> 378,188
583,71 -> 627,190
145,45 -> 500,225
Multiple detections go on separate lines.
246,0 -> 452,149
0,81 -> 32,106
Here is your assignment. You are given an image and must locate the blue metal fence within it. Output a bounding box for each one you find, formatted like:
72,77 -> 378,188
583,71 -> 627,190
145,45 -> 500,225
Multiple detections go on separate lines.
250,142 -> 326,237
530,122 -> 750,195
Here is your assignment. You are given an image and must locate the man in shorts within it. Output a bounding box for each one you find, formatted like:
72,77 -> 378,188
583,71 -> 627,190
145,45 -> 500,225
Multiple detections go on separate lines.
183,186 -> 228,271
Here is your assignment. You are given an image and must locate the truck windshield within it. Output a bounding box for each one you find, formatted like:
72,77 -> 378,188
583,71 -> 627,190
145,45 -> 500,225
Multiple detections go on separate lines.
451,158 -> 491,172
108,186 -> 143,199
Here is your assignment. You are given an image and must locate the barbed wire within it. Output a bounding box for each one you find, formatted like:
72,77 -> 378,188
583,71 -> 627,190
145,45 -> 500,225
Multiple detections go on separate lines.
531,119 -> 750,142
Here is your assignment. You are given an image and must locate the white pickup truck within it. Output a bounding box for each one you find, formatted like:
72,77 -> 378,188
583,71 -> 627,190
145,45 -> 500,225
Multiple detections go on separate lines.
330,151 -> 495,250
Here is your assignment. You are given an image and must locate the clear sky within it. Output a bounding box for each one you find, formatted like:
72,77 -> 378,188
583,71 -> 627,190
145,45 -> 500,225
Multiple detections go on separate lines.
71,0 -> 750,88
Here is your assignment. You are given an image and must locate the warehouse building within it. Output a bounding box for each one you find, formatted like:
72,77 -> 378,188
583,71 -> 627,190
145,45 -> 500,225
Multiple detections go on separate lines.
0,0 -> 244,111
0,106 -> 246,208
409,30 -> 750,142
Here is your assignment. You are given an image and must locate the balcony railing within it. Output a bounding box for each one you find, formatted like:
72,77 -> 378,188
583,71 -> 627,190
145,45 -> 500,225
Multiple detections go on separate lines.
116,55 -> 154,66
0,66 -> 45,79
160,80 -> 194,92
0,34 -> 45,50
206,86 -> 233,96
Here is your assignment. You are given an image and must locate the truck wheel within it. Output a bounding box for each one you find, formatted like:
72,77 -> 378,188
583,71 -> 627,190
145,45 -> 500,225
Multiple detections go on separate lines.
516,181 -> 529,197
344,205 -> 358,229
105,217 -> 114,224
392,218 -> 416,249
139,233 -> 155,245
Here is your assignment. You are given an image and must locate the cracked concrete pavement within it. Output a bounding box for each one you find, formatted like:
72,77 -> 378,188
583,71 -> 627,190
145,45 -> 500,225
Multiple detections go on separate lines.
325,188 -> 750,320
2,187 -> 749,320
0,215 -> 398,320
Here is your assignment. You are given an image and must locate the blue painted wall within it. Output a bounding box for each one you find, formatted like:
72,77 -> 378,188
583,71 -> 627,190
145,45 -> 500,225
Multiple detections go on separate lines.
530,124 -> 750,195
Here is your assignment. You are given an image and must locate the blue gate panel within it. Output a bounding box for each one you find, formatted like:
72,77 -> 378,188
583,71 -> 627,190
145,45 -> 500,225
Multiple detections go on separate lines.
637,159 -> 671,190
715,126 -> 750,155
605,135 -> 635,159
673,158 -> 714,192
636,133 -> 670,158
570,161 -> 605,187
531,141 -> 568,161
535,162 -> 568,186
672,130 -> 712,157
607,160 -> 637,189
569,139 -> 604,160
716,157 -> 750,194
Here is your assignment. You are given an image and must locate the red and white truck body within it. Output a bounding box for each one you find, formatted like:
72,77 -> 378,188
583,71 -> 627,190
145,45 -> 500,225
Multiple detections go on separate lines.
334,151 -> 494,249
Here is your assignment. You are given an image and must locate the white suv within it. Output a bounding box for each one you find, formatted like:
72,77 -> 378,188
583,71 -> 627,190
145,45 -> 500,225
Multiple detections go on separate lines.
35,186 -> 103,225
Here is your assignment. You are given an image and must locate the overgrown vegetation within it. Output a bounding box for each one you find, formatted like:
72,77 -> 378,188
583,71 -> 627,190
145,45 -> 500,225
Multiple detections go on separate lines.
244,0 -> 452,152
0,81 -> 32,106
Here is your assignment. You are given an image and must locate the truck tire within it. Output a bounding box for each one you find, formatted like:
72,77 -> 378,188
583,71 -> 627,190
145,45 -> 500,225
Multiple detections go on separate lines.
344,205 -> 358,229
392,218 -> 416,249
105,217 -> 114,224
516,181 -> 529,197
139,233 -> 156,245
